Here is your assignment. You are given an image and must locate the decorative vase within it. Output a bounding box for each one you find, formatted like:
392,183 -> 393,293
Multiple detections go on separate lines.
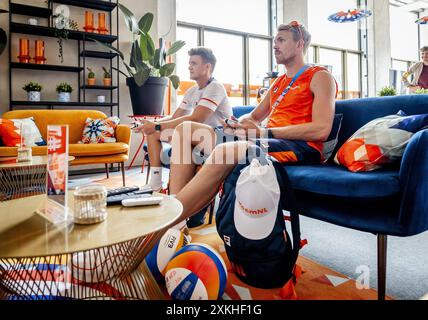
58,92 -> 71,102
28,91 -> 41,102
18,38 -> 30,63
87,78 -> 96,86
27,18 -> 38,26
34,40 -> 46,64
84,11 -> 95,33
97,13 -> 108,34
103,78 -> 111,86
97,95 -> 105,103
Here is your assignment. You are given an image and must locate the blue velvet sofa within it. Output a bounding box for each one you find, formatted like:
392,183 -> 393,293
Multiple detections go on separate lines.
145,94 -> 428,299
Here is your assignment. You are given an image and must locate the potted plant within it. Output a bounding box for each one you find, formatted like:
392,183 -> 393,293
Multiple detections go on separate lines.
414,88 -> 428,95
378,86 -> 397,96
87,67 -> 96,86
56,82 -> 73,102
102,67 -> 112,86
23,82 -> 42,102
94,3 -> 185,115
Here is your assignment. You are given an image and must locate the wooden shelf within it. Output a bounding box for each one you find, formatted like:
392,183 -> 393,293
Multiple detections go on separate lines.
11,62 -> 83,73
50,0 -> 117,12
11,23 -> 117,44
10,3 -> 52,18
81,85 -> 118,90
81,50 -> 118,60
11,101 -> 118,107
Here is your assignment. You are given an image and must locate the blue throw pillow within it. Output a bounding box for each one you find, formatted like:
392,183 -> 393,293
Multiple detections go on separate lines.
321,113 -> 343,163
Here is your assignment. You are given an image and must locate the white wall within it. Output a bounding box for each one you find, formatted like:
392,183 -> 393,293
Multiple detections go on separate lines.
421,9 -> 428,48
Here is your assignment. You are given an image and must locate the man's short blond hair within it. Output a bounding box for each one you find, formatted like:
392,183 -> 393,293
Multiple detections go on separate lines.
420,46 -> 428,52
277,23 -> 311,54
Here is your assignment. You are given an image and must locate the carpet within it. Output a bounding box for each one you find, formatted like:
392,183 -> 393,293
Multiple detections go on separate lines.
157,223 -> 389,300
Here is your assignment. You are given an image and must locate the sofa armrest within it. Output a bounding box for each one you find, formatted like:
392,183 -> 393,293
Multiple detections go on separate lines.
116,124 -> 131,145
398,129 -> 428,234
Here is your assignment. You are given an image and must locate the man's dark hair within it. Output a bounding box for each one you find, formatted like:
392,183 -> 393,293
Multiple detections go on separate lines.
188,47 -> 217,72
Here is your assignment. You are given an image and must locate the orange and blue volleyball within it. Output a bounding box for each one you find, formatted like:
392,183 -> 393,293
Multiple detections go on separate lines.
164,243 -> 227,300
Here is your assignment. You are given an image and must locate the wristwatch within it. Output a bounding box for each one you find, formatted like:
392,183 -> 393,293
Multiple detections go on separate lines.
155,123 -> 161,132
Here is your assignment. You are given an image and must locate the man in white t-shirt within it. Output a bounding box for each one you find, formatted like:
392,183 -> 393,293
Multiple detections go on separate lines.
134,47 -> 232,191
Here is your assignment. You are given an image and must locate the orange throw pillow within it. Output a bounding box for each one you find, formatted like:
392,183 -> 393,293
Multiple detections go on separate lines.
0,119 -> 22,147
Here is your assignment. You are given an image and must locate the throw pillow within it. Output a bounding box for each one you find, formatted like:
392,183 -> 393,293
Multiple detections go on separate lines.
80,116 -> 120,144
0,117 -> 46,147
334,111 -> 428,172
320,113 -> 343,163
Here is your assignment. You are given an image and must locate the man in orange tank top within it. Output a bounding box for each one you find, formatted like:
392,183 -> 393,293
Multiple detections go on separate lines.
168,22 -> 337,225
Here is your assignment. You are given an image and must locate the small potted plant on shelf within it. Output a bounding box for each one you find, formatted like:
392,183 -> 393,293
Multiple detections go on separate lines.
56,82 -> 73,102
23,81 -> 42,102
102,67 -> 111,86
87,67 -> 96,86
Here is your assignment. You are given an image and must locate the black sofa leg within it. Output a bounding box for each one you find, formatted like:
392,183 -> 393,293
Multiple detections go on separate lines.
105,163 -> 109,179
120,162 -> 125,186
377,234 -> 387,300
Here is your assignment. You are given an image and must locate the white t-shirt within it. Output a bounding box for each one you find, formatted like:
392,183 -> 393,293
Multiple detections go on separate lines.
178,79 -> 232,127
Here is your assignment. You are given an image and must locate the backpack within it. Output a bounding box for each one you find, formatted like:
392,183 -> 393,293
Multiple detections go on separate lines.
216,158 -> 301,289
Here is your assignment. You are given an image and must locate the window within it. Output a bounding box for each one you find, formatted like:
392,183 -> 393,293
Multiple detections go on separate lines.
319,48 -> 343,99
176,27 -> 198,97
177,0 -> 270,35
176,0 -> 273,106
390,5 -> 419,62
204,31 -> 245,105
249,38 -> 271,105
308,0 -> 359,51
346,53 -> 360,99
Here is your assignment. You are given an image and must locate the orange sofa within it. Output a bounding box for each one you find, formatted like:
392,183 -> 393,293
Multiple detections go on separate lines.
0,110 -> 131,186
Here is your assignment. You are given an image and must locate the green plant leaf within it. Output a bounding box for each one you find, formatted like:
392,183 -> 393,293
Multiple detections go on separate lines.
118,3 -> 140,34
158,38 -> 166,67
168,75 -> 180,90
160,63 -> 176,77
92,38 -> 125,60
138,13 -> 154,33
167,40 -> 186,56
153,48 -> 161,69
140,33 -> 155,62
130,40 -> 143,68
0,28 -> 7,56
146,34 -> 156,58
134,68 -> 151,87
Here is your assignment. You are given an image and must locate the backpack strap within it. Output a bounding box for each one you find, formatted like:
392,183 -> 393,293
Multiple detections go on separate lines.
272,160 -> 301,274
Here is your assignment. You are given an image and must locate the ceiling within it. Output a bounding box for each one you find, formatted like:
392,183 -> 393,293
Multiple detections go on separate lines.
389,0 -> 428,12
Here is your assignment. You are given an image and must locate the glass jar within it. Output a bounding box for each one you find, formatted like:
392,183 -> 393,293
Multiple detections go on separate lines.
73,184 -> 107,224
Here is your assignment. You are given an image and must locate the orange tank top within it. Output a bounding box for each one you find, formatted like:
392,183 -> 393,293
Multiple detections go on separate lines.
267,65 -> 331,159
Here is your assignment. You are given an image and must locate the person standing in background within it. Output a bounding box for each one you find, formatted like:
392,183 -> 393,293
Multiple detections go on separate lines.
402,46 -> 428,92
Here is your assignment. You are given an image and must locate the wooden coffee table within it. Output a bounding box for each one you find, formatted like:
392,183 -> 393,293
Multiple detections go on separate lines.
0,192 -> 183,300
0,156 -> 74,201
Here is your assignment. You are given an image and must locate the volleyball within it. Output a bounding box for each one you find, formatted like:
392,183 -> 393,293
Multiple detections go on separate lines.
145,228 -> 187,282
164,243 -> 227,300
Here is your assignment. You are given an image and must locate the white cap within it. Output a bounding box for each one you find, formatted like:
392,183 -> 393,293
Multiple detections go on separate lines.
233,159 -> 280,240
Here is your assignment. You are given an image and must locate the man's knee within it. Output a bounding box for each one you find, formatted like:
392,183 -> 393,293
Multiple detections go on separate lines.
209,141 -> 249,165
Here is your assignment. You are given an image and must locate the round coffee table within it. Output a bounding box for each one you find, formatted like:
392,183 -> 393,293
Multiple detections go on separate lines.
0,192 -> 183,300
0,155 -> 75,201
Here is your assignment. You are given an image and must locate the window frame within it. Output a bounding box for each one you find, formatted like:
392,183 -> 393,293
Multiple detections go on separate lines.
177,21 -> 273,105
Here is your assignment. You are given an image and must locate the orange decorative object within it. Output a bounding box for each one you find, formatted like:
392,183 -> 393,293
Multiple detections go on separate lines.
18,38 -> 30,63
84,11 -> 95,33
97,13 -> 108,34
34,40 -> 46,64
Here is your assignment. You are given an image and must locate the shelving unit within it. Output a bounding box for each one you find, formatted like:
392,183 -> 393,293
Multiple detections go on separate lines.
8,0 -> 120,117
